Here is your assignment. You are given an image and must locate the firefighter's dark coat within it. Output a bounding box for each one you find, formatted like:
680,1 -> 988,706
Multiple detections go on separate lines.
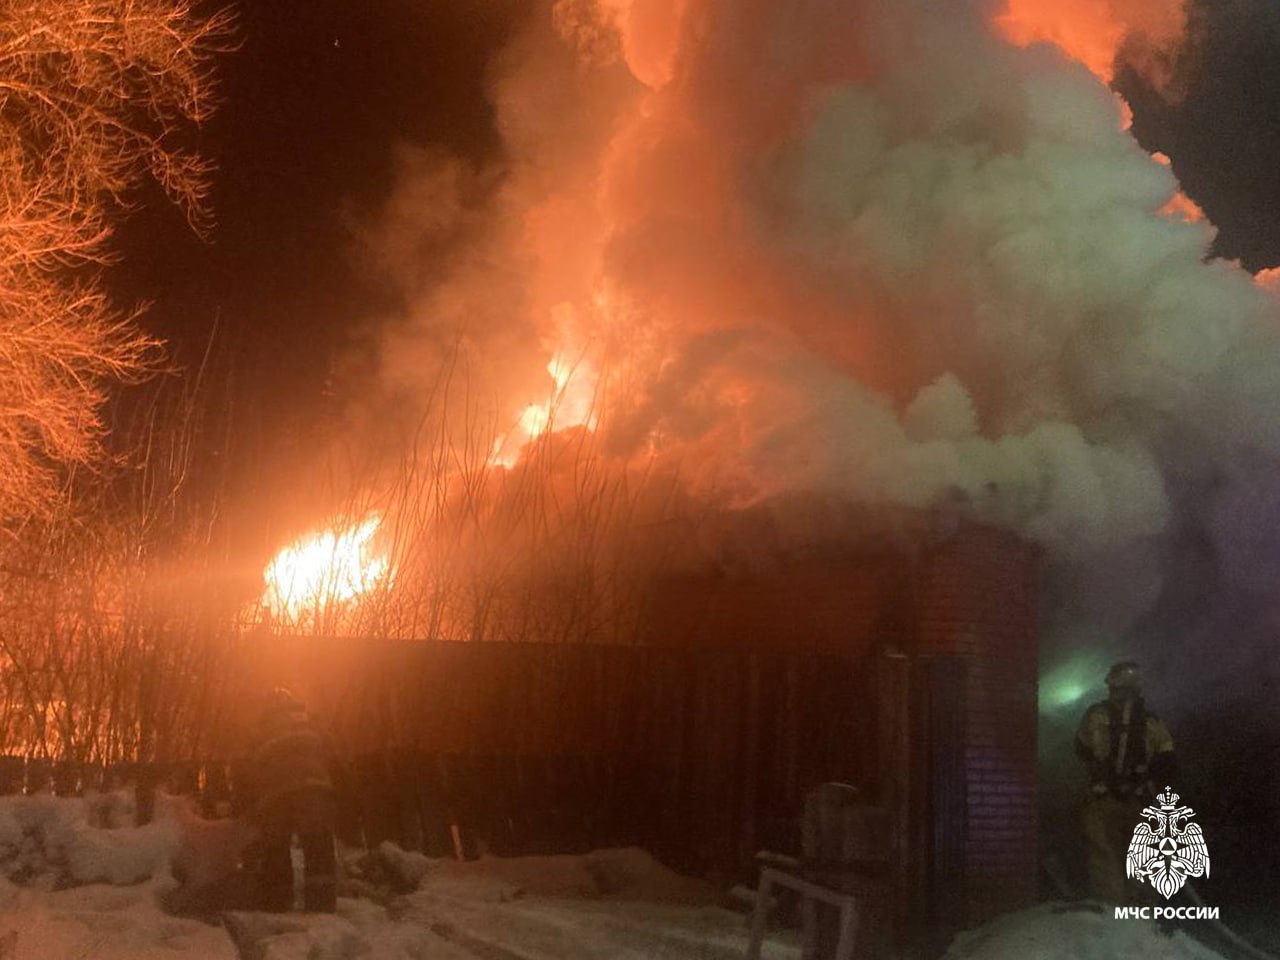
247,697 -> 338,912
249,700 -> 334,811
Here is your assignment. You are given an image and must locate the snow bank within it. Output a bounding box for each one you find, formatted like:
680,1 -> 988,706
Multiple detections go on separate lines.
225,846 -> 794,960
225,906 -> 478,960
0,791 -> 182,888
391,848 -> 794,960
0,804 -> 1223,960
0,882 -> 237,960
370,840 -> 433,892
417,846 -> 720,904
943,903 -> 1227,960
226,888 -> 798,960
0,835 -> 1227,960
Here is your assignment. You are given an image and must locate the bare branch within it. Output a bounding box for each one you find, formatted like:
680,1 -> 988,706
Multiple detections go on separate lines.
0,0 -> 235,523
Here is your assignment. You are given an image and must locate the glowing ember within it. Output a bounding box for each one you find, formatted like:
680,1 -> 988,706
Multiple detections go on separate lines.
261,515 -> 390,623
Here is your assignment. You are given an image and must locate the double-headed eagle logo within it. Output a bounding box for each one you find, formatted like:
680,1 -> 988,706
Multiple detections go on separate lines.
1125,787 -> 1210,900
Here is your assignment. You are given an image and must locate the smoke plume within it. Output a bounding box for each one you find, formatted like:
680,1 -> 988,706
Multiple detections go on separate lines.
355,0 -> 1280,709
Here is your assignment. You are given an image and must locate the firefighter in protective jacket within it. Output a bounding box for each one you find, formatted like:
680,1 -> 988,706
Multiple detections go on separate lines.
247,689 -> 338,912
1075,660 -> 1176,903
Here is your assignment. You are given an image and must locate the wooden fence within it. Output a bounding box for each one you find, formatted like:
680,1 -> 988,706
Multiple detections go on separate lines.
0,642 -> 881,876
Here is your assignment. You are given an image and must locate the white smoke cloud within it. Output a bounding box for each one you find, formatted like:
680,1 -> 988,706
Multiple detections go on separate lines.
357,0 -> 1280,696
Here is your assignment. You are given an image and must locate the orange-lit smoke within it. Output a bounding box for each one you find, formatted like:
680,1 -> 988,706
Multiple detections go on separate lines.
1151,151 -> 1204,223
348,0 -> 1280,666
1257,267 -> 1280,294
994,0 -> 1187,83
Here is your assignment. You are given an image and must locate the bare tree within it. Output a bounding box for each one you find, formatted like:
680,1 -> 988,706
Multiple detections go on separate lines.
0,0 -> 235,524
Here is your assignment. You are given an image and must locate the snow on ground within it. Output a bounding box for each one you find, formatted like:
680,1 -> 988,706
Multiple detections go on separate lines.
0,792 -> 1241,960
0,880 -> 238,960
0,789 -> 180,888
942,903 -> 1227,960
387,847 -> 798,960
0,790 -> 236,959
0,791 -> 801,960
230,846 -> 802,960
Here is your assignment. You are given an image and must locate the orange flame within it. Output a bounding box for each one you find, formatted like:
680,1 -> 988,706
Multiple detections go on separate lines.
491,353 -> 600,466
261,515 -> 391,624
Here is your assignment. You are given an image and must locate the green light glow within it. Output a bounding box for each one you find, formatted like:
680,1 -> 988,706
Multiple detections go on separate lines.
1040,653 -> 1108,713
1046,680 -> 1087,708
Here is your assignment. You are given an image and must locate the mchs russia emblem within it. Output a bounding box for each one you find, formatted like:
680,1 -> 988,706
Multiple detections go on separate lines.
1125,787 -> 1210,900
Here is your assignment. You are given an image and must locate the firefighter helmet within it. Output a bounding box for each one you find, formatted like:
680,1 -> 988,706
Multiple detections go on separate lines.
1106,660 -> 1141,690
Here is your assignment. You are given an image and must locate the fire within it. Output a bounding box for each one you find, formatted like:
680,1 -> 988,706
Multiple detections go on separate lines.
261,514 -> 391,624
518,354 -> 598,436
491,352 -> 600,466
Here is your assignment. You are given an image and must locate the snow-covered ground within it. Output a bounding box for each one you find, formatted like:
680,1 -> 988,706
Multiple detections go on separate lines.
941,904 -> 1228,960
0,791 -> 801,959
0,791 -> 1239,960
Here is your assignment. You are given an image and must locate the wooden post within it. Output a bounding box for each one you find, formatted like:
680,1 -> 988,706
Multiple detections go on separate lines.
80,763 -> 106,796
390,750 -> 425,852
25,758 -> 51,795
135,763 -> 158,825
0,758 -> 23,796
170,761 -> 200,796
201,761 -> 232,818
52,761 -> 80,797
414,753 -> 452,858
354,753 -> 397,850
107,761 -> 137,793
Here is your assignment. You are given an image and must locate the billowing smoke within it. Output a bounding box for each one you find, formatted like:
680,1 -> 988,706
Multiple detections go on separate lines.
354,0 -> 1280,712
997,0 -> 1187,85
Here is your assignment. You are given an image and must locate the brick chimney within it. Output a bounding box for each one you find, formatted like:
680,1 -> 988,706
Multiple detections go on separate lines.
913,522 -> 1042,925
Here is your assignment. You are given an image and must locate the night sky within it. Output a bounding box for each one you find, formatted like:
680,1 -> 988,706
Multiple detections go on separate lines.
1118,0 -> 1280,271
106,0 -> 1280,472
108,1 -> 521,454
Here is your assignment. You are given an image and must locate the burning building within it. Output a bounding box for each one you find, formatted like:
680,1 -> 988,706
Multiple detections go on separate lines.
5,0 -> 1280,951
349,0 -> 1280,685
248,496 -> 1040,944
227,0 -> 1280,942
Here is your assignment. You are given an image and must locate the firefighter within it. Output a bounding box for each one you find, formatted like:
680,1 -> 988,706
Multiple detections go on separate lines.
246,688 -> 338,912
1075,660 -> 1176,903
